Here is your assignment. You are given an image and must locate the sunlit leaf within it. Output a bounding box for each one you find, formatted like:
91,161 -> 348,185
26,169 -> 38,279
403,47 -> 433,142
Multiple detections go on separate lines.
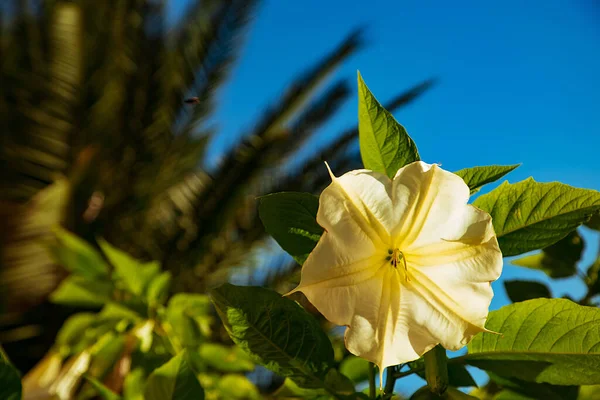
466,298 -> 600,385
473,179 -> 600,256
357,72 -> 419,178
454,164 -> 520,195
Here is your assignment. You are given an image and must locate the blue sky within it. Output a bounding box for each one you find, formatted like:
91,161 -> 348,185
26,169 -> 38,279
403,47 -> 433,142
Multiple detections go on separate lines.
172,0 -> 600,395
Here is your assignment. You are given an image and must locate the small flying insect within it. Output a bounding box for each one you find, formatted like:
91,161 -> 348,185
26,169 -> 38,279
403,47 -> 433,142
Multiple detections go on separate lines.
184,97 -> 200,104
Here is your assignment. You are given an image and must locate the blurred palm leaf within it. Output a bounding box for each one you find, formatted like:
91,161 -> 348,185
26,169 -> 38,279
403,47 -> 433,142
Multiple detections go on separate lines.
0,0 -> 434,372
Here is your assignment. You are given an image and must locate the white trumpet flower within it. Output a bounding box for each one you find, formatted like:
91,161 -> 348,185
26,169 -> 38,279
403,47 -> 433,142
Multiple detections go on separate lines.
287,161 -> 503,380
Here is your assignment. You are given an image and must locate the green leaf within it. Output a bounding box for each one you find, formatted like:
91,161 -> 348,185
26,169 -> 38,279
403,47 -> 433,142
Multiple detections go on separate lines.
50,276 -> 113,307
357,72 -> 420,178
144,350 -> 204,400
56,312 -> 96,352
504,280 -> 551,303
0,348 -> 21,400
259,192 -> 323,265
87,332 -> 126,380
510,230 -> 584,278
123,367 -> 145,400
585,257 -> 600,297
584,213 -> 600,231
410,386 -> 477,399
339,356 -> 370,384
210,284 -> 335,390
322,368 -> 356,395
198,343 -> 254,372
466,298 -> 600,385
473,178 -> 600,256
98,238 -> 160,296
84,374 -> 122,400
454,164 -> 520,195
579,385 -> 600,400
147,271 -> 172,305
216,374 -> 261,400
51,226 -> 110,279
487,372 -> 578,400
166,294 -> 213,348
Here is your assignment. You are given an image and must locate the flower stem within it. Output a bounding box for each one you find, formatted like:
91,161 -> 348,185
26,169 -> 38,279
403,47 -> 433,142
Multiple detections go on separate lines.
384,366 -> 396,394
368,362 -> 376,399
424,345 -> 449,395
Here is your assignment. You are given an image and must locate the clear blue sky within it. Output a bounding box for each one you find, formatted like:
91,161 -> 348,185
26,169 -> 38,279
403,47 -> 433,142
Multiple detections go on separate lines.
172,0 -> 600,394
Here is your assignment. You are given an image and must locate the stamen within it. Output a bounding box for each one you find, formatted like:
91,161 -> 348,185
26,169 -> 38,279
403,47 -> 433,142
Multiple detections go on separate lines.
389,248 -> 410,281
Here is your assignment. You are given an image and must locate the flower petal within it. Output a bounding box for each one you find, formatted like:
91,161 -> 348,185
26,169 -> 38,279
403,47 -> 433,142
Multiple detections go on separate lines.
390,162 -> 471,249
343,268 -> 439,371
406,264 -> 498,350
322,166 -> 395,246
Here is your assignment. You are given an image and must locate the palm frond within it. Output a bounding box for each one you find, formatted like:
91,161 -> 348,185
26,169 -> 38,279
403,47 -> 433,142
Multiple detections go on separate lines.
161,30 -> 364,285
177,0 -> 258,137
1,1 -> 82,202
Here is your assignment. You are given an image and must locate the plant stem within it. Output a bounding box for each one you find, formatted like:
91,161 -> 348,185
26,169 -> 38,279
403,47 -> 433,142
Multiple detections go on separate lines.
368,362 -> 376,399
384,366 -> 396,394
424,345 -> 448,395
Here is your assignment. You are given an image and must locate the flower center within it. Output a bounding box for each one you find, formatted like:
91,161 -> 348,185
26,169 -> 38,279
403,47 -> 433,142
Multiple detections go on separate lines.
386,248 -> 410,280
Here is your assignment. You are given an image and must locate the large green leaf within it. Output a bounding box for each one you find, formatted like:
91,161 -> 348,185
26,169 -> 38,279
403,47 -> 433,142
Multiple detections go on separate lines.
144,350 -> 204,400
510,230 -> 584,278
357,72 -> 419,178
0,348 -> 21,400
473,178 -> 600,256
504,280 -> 551,303
210,284 -> 335,390
454,164 -> 520,195
465,298 -> 600,385
50,226 -> 110,279
259,192 -> 322,265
